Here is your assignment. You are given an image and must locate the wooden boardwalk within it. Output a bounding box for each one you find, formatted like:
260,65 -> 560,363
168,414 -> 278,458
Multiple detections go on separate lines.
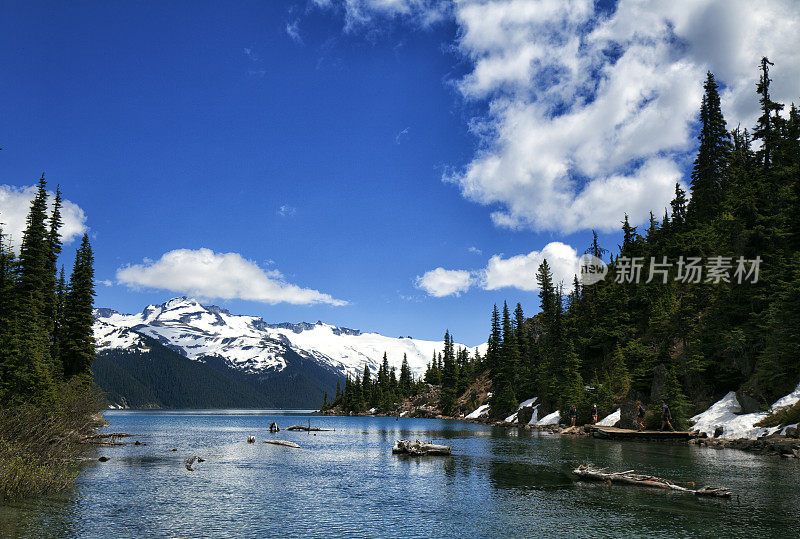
587,426 -> 694,440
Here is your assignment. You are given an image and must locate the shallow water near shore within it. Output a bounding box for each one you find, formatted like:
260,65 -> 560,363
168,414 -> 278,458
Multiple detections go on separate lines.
2,410 -> 798,538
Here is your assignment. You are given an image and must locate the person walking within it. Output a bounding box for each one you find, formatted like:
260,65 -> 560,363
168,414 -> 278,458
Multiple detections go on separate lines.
569,405 -> 578,427
660,400 -> 675,431
635,401 -> 646,431
591,404 -> 598,424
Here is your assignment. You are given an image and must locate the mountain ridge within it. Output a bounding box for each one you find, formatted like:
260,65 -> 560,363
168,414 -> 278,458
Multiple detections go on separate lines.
94,296 -> 487,380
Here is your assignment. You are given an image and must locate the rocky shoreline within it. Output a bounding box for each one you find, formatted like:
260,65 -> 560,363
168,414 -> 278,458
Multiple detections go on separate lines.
318,409 -> 800,459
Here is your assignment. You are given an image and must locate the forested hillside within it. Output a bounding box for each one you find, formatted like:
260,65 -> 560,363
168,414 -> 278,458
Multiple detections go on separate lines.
94,334 -> 342,409
330,60 -> 800,428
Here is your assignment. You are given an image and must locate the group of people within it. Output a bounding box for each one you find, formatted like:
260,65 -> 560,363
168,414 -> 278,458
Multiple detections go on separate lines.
567,400 -> 675,431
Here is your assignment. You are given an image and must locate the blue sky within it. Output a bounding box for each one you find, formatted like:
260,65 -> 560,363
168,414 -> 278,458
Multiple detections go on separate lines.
2,1 -> 798,344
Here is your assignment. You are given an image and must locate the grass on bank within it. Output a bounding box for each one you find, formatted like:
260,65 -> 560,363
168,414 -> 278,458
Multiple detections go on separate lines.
756,401 -> 800,429
0,378 -> 106,502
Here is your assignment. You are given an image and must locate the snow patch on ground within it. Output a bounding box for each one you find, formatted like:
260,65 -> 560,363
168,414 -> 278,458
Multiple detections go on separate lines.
691,382 -> 800,439
527,405 -> 540,425
517,397 -> 537,409
536,410 -> 561,425
466,404 -> 490,419
597,408 -> 621,426
504,397 -> 538,423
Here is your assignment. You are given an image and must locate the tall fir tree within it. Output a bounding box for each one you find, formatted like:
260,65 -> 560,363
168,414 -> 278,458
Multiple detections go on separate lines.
688,72 -> 732,223
62,234 -> 96,379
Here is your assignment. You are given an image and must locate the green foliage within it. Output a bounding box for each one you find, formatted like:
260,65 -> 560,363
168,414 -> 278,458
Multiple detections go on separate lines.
469,62 -> 800,423
755,401 -> 800,428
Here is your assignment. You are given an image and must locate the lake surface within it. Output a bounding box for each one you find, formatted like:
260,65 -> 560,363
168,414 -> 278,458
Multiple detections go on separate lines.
2,410 -> 799,538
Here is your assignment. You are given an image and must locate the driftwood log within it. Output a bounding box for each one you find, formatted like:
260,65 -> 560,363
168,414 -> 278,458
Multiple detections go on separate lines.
392,439 -> 451,456
285,425 -> 334,432
80,433 -> 131,446
263,439 -> 300,448
573,466 -> 731,497
269,422 -> 280,433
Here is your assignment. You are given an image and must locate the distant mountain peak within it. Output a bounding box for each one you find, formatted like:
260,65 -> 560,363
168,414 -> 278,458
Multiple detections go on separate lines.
94,298 -> 487,379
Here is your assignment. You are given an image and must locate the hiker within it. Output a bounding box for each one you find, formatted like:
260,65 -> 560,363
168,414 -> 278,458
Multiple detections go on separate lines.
660,400 -> 675,431
635,401 -> 645,431
591,404 -> 598,424
569,405 -> 578,427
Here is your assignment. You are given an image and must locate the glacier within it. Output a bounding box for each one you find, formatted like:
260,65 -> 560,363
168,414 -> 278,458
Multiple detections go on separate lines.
94,296 -> 487,380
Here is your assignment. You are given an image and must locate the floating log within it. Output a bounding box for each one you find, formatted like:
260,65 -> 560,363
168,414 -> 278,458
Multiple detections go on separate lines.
83,432 -> 131,439
263,440 -> 300,448
247,436 -> 255,444
587,426 -> 694,440
392,439 -> 451,456
285,425 -> 334,432
573,465 -> 731,497
269,422 -> 280,433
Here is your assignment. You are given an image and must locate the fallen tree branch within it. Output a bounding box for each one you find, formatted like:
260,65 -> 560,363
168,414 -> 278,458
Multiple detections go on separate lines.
392,439 -> 451,456
573,466 -> 731,497
263,440 -> 300,448
285,425 -> 334,432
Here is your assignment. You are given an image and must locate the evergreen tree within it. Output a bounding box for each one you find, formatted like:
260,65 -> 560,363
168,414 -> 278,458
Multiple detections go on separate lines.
486,304 -> 501,372
753,57 -> 784,168
439,330 -> 458,414
669,183 -> 688,227
399,354 -> 412,395
688,72 -> 731,223
62,234 -> 96,379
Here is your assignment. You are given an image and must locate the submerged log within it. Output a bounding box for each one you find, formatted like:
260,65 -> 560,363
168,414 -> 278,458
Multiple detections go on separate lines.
392,439 -> 451,456
263,439 -> 300,448
573,466 -> 731,497
285,425 -> 334,432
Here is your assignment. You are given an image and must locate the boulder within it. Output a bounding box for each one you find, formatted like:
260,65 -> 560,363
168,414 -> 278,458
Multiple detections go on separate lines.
735,391 -> 762,414
650,364 -> 668,402
616,401 -> 638,430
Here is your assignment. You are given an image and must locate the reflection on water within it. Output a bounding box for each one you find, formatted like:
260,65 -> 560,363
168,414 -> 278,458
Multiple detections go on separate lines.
2,411 -> 798,538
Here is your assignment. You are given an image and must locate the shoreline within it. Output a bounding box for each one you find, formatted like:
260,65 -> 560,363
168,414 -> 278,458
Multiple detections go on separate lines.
318,409 -> 800,459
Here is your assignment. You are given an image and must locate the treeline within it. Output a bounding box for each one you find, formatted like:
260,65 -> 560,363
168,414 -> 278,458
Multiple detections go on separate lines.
326,59 -> 799,429
325,332 -> 483,415
0,176 -> 96,405
0,175 -> 100,501
324,353 -> 418,413
484,59 -> 800,426
423,331 -> 481,415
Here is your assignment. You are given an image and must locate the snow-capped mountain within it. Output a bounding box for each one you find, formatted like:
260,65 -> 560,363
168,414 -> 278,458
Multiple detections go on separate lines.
94,297 -> 486,379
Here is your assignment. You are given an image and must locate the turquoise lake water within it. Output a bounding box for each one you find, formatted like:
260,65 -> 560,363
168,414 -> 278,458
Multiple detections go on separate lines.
2,410 -> 798,538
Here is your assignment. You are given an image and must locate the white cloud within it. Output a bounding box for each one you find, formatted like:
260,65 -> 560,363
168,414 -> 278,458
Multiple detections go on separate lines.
481,242 -> 580,291
321,0 -> 800,233
0,184 -> 87,253
243,47 -> 259,61
395,126 -> 410,144
417,241 -> 583,297
415,267 -> 474,297
277,205 -> 296,217
116,248 -> 347,306
313,0 -> 450,30
286,20 -> 303,44
100,279 -> 113,287
468,246 -> 482,255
